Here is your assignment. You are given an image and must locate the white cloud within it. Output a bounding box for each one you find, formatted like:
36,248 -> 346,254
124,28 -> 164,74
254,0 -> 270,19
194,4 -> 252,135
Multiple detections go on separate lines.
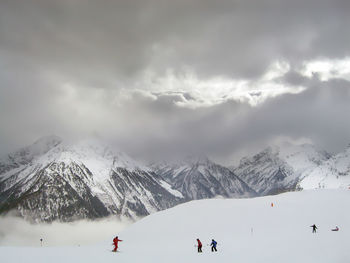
300,57 -> 350,81
129,61 -> 305,108
261,61 -> 291,81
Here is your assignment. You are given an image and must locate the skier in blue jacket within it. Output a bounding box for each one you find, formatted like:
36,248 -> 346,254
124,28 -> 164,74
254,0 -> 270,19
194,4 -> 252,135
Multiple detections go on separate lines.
210,239 -> 217,252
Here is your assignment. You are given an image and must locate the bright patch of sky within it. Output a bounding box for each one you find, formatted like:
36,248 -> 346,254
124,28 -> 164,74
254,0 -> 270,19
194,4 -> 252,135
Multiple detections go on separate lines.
133,61 -> 305,108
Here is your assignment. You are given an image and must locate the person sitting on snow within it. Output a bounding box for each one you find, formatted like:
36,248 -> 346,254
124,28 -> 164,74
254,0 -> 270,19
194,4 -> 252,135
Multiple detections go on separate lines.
331,226 -> 339,231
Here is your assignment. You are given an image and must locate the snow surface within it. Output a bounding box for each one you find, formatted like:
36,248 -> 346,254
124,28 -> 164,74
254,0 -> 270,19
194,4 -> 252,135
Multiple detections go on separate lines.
1,189 -> 349,263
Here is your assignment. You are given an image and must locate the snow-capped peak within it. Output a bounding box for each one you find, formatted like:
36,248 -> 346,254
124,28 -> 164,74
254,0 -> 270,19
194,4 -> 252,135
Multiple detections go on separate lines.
35,138 -> 149,171
0,135 -> 62,173
0,136 -> 184,222
276,143 -> 331,173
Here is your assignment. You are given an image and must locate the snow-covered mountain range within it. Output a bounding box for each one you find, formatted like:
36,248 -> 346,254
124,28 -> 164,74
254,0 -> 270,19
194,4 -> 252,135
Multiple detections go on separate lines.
1,136 -> 349,223
0,136 -> 183,222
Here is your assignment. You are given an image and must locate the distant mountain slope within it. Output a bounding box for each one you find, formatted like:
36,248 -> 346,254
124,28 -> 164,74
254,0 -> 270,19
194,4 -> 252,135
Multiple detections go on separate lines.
152,156 -> 257,200
299,144 -> 350,189
233,143 -> 331,195
0,137 -> 183,222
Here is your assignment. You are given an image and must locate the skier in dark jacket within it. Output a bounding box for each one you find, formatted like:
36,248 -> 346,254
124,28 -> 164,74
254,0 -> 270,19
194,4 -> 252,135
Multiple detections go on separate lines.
112,236 -> 123,252
210,239 -> 217,252
196,238 -> 202,253
310,224 -> 318,233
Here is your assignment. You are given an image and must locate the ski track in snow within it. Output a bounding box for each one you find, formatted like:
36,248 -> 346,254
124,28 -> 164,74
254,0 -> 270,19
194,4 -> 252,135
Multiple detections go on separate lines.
1,189 -> 349,263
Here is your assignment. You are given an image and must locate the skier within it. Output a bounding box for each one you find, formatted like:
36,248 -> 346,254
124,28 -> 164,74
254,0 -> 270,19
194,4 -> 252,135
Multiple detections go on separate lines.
112,236 -> 123,252
310,224 -> 318,233
331,226 -> 339,231
196,238 -> 202,253
210,239 -> 217,252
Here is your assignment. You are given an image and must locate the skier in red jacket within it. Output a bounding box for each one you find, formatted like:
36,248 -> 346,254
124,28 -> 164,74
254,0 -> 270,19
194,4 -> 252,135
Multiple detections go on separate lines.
112,236 -> 123,252
196,238 -> 202,253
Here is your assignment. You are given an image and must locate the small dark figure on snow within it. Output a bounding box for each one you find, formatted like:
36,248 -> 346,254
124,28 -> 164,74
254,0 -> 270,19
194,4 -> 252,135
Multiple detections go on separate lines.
310,224 -> 318,233
332,226 -> 339,231
112,236 -> 123,252
196,238 -> 202,253
210,239 -> 217,252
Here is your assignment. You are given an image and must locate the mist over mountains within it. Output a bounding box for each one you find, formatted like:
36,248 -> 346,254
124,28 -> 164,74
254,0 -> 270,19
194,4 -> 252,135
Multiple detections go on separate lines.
0,136 -> 349,223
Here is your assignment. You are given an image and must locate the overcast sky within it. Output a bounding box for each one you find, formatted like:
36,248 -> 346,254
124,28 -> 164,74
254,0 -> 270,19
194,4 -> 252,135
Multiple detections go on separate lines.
0,0 -> 349,163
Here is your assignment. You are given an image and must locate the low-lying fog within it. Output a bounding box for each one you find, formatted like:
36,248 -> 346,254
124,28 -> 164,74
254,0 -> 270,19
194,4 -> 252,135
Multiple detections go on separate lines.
0,215 -> 131,247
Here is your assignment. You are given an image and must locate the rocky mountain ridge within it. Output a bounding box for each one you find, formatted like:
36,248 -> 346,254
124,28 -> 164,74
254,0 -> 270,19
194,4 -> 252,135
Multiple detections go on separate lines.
152,155 -> 257,200
1,137 -> 349,223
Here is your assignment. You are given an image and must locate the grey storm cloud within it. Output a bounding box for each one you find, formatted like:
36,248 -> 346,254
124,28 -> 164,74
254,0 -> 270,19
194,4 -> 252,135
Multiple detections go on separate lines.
1,0 -> 349,80
0,0 -> 350,162
116,80 -> 350,162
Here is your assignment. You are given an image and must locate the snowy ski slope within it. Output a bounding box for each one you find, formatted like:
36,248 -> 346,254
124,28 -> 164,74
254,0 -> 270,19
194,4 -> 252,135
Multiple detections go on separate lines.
1,189 -> 349,263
